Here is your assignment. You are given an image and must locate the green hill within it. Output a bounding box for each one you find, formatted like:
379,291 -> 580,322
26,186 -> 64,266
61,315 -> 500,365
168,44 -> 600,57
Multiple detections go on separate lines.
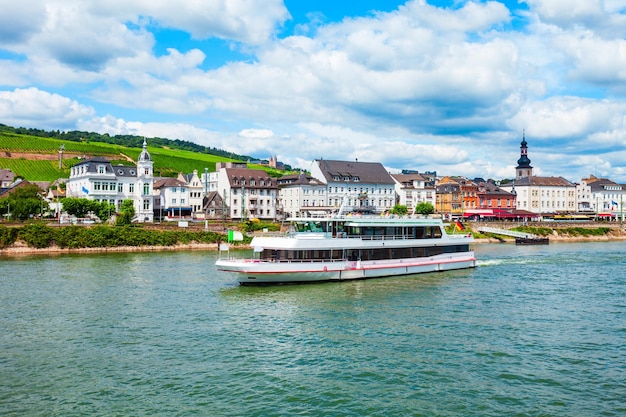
0,125 -> 289,182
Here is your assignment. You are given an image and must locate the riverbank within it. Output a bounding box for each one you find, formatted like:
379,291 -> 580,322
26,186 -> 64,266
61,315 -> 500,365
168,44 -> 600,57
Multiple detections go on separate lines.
0,240 -> 221,256
2,233 -> 624,257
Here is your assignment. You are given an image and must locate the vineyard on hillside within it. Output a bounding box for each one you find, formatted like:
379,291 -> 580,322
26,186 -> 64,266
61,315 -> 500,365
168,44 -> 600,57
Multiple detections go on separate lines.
0,128 -> 289,182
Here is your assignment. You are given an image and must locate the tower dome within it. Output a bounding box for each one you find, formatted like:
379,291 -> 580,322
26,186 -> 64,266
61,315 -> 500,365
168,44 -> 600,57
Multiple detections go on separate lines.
138,138 -> 151,162
515,132 -> 533,180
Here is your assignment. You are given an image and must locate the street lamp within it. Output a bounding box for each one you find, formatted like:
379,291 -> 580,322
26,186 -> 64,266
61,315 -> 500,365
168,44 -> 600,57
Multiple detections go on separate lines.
204,167 -> 209,231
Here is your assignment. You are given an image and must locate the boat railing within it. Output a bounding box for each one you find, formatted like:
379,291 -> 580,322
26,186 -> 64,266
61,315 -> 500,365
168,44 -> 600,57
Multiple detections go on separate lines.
358,234 -> 444,241
259,258 -> 348,263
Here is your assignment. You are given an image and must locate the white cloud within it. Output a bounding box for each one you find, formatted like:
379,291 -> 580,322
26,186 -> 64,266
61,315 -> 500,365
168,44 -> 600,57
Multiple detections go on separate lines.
87,0 -> 289,44
0,88 -> 94,129
509,96 -> 626,143
2,1 -> 626,182
525,0 -> 626,38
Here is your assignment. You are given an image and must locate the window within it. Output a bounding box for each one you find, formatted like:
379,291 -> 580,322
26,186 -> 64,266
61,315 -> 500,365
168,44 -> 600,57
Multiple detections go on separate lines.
143,199 -> 150,210
118,183 -> 123,192
129,184 -> 134,193
98,165 -> 105,174
172,198 -> 177,204
143,184 -> 150,195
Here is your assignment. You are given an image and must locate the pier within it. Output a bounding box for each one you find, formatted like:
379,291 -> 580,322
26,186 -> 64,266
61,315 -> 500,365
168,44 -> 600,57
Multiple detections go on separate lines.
476,226 -> 549,245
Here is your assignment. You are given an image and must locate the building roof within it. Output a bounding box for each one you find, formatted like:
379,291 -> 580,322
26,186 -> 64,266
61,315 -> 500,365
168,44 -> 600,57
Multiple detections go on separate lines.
225,168 -> 276,189
153,178 -> 186,189
511,176 -> 575,187
277,173 -> 325,187
588,179 -> 623,192
315,159 -> 395,184
138,138 -> 151,162
478,181 -> 514,196
0,169 -> 15,183
72,158 -> 139,178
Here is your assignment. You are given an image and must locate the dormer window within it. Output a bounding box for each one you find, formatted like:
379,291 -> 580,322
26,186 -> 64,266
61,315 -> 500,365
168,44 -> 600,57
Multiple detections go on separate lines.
98,165 -> 105,174
353,176 -> 360,182
344,176 -> 350,181
250,179 -> 256,186
333,176 -> 340,181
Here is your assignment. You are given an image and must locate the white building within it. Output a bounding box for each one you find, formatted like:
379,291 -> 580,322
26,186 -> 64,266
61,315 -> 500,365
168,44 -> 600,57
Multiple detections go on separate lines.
391,172 -> 436,213
178,169 -> 206,219
578,175 -> 625,219
65,139 -> 154,222
501,135 -> 576,215
153,177 -> 191,220
310,159 -> 396,214
277,173 -> 328,218
208,162 -> 278,220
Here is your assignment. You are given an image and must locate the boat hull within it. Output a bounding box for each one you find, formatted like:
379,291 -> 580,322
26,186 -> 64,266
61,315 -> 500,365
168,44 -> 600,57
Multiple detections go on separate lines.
216,252 -> 476,285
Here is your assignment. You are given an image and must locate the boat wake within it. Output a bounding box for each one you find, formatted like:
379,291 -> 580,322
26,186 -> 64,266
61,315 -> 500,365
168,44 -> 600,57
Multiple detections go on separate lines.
477,258 -> 535,267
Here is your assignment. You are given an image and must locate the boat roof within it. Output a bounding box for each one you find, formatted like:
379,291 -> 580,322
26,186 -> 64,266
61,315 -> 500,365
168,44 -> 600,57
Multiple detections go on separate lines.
287,216 -> 443,226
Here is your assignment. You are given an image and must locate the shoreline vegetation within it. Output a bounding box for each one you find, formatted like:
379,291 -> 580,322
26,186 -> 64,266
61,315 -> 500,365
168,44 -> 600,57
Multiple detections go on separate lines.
1,222 -> 624,257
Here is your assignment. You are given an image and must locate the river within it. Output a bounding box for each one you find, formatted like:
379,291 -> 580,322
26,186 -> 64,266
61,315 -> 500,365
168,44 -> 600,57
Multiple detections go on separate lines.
1,242 -> 625,416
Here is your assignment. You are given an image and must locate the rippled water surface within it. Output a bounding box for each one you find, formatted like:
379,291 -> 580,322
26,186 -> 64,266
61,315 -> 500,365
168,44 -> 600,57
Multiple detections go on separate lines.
1,242 -> 625,416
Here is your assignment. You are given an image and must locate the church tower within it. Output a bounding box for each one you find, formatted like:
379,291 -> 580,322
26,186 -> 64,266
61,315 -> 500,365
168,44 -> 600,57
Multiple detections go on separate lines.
515,132 -> 533,180
136,138 -> 154,222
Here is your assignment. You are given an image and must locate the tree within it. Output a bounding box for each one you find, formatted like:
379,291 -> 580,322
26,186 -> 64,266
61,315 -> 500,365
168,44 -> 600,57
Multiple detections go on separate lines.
390,204 -> 408,216
116,199 -> 135,226
0,184 -> 47,220
94,200 -> 116,222
414,202 -> 435,215
62,197 -> 96,218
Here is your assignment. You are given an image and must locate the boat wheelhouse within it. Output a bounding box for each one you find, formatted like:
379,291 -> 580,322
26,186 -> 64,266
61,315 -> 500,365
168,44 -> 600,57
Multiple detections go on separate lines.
216,216 -> 476,285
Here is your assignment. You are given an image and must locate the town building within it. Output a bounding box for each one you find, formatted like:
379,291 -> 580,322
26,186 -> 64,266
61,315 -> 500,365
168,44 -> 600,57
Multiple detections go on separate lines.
177,169 -> 205,219
277,173 -> 328,218
208,162 -> 278,220
435,178 -> 462,218
578,175 -> 625,219
500,135 -> 576,215
310,159 -> 396,214
391,172 -> 436,214
65,139 -> 154,222
0,169 -> 15,188
476,180 -> 516,211
203,191 -> 226,220
153,177 -> 190,220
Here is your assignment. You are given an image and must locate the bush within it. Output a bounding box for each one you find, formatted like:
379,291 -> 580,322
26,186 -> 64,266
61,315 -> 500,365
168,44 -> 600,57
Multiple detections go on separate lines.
0,226 -> 19,248
18,222 -> 55,248
4,224 -> 226,250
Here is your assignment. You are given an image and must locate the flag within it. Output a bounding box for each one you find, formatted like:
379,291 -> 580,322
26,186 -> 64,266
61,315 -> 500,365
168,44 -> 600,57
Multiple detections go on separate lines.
611,200 -> 618,206
455,221 -> 465,231
228,230 -> 243,241
81,186 -> 89,195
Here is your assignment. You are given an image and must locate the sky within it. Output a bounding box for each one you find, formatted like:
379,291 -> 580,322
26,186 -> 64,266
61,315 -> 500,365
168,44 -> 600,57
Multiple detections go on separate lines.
1,0 -> 626,183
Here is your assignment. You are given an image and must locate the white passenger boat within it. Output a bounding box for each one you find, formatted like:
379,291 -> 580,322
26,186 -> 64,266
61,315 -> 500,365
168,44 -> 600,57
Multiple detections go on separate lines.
216,215 -> 476,285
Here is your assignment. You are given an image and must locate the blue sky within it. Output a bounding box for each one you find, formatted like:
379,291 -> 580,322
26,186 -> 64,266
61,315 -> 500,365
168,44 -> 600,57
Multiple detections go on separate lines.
1,0 -> 626,182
